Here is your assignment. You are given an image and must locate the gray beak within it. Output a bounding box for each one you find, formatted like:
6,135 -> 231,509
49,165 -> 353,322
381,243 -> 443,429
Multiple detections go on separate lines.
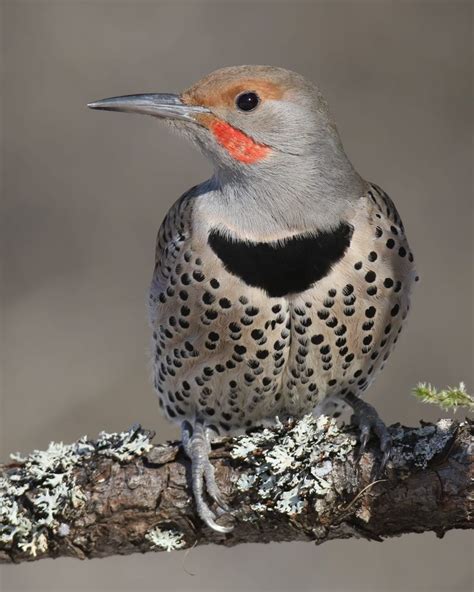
87,93 -> 210,121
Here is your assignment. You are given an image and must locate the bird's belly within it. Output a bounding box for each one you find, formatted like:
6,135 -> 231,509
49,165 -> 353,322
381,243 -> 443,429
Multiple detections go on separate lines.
280,276 -> 412,418
150,268 -> 413,434
150,265 -> 293,434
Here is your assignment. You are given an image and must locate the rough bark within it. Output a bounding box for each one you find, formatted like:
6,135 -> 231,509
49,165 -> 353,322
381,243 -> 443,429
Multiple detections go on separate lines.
0,417 -> 472,564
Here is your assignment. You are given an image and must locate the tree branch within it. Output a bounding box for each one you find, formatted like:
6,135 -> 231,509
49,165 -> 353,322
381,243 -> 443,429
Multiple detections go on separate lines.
1,417 -> 472,564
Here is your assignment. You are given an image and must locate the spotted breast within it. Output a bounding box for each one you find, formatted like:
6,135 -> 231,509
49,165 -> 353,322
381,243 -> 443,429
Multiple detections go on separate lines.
149,183 -> 417,436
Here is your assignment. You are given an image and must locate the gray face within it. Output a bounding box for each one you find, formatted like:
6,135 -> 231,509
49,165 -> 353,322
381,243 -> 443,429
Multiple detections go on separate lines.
178,65 -> 343,166
221,97 -> 331,156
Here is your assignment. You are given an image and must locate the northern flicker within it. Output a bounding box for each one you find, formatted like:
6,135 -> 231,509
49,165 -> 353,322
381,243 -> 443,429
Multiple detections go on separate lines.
88,65 -> 417,532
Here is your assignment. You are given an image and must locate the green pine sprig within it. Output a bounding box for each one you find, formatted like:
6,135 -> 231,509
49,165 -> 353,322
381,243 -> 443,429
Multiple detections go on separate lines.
412,382 -> 474,412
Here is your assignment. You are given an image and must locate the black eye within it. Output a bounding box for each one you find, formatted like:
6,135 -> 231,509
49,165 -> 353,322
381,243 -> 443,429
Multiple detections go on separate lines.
236,91 -> 260,112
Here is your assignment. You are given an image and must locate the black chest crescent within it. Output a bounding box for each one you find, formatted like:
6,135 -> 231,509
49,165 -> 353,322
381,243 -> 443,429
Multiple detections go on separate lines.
208,222 -> 353,297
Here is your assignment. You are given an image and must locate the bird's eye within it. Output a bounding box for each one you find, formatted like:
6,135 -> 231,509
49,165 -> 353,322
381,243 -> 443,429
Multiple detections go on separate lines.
236,91 -> 260,112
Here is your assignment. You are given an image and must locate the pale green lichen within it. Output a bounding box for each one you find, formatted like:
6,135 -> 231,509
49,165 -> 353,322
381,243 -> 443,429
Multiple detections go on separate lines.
145,526 -> 185,552
413,382 -> 474,412
231,414 -> 357,521
0,425 -> 153,558
275,485 -> 306,514
231,414 -> 461,523
95,428 -> 153,461
231,427 -> 275,458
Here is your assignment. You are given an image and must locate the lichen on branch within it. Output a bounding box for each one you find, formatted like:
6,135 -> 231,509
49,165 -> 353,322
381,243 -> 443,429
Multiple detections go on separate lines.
231,415 -> 358,519
0,417 -> 472,564
0,426 -> 153,558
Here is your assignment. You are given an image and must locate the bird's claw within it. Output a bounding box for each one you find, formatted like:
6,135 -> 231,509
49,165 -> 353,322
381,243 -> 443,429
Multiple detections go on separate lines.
194,497 -> 233,534
182,421 -> 234,533
357,423 -> 371,457
346,395 -> 392,472
203,462 -> 232,513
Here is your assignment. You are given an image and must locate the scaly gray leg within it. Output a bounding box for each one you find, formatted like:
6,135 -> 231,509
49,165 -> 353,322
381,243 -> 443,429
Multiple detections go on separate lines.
181,420 -> 233,533
342,392 -> 391,470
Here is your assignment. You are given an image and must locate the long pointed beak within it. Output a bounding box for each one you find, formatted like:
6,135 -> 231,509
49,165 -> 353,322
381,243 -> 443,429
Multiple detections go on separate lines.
87,93 -> 210,121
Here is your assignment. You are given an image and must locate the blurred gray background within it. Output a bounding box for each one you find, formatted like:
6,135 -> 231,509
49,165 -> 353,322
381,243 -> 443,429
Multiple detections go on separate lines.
1,1 -> 472,591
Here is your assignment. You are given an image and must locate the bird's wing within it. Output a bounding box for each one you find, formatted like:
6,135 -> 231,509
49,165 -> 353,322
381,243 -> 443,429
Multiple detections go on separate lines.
368,182 -> 405,233
148,186 -> 199,335
151,185 -> 198,296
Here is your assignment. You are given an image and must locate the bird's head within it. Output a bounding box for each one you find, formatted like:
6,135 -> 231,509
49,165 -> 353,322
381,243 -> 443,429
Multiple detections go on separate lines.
88,65 -> 343,173
89,66 -> 364,234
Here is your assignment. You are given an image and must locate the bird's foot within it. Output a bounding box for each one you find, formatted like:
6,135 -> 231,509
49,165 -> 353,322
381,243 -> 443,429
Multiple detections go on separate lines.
343,393 -> 391,471
181,421 -> 233,533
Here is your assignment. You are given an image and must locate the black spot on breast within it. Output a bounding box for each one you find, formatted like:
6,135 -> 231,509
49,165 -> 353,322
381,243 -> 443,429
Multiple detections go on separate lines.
205,309 -> 218,320
208,223 -> 353,297
202,291 -> 215,305
344,294 -> 356,305
365,270 -> 376,283
193,270 -> 205,282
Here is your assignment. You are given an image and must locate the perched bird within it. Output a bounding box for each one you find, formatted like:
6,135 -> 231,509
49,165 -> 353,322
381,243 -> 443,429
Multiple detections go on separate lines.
88,65 -> 417,532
